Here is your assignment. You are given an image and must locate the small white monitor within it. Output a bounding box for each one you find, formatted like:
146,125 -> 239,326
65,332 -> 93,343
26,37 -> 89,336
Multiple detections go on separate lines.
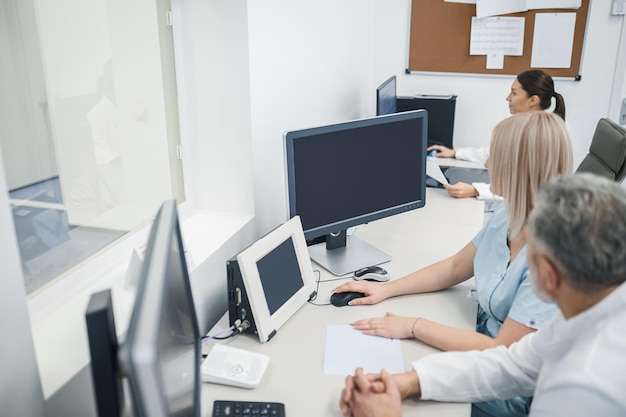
236,216 -> 316,343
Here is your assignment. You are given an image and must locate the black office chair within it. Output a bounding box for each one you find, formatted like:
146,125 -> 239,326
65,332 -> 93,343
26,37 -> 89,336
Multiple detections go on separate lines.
576,118 -> 626,182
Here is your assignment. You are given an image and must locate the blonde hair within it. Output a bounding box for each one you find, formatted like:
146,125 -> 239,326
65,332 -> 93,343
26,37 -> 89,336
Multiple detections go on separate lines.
489,111 -> 573,238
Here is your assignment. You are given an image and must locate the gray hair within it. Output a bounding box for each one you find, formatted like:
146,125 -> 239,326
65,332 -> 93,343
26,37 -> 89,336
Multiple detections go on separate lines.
528,173 -> 626,291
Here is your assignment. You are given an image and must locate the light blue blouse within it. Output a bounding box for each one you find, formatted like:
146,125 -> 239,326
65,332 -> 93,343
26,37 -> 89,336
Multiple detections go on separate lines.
470,203 -> 557,339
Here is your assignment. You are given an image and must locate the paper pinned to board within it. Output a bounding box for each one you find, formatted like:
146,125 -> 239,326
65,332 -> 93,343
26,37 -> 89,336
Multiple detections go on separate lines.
531,12 -> 576,68
476,0 -> 527,18
470,16 -> 525,56
527,0 -> 581,9
427,160 -> 449,186
486,51 -> 505,69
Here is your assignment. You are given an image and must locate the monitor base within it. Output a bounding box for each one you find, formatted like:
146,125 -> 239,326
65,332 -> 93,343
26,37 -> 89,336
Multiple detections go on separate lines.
308,236 -> 390,276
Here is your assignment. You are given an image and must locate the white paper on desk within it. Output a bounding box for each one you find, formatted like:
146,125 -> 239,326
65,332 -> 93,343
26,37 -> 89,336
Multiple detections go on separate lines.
470,17 -> 525,56
531,13 -> 576,68
426,160 -> 449,186
323,325 -> 404,376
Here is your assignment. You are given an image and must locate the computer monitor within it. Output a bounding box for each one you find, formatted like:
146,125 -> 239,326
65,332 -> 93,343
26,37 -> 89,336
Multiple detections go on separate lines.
376,75 -> 397,116
85,289 -> 124,417
284,110 -> 428,276
396,95 -> 456,149
86,200 -> 201,417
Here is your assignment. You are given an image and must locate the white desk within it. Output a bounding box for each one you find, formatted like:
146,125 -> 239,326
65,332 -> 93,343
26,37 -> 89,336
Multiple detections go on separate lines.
201,188 -> 484,417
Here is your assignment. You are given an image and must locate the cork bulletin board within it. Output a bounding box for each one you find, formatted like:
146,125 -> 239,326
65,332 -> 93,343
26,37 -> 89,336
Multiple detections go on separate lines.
407,0 -> 590,79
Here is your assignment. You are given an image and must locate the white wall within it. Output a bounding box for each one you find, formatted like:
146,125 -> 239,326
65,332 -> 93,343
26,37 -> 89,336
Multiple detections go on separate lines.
610,5 -> 626,126
247,0 -> 376,235
173,0 -> 255,215
176,0 -> 380,236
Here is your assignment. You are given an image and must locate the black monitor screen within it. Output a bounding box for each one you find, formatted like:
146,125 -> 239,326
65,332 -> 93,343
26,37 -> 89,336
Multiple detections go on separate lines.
285,110 -> 427,241
123,200 -> 200,417
376,75 -> 397,116
256,237 -> 303,315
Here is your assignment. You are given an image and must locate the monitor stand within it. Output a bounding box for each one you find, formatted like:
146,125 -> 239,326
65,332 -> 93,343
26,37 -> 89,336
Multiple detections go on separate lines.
308,235 -> 391,276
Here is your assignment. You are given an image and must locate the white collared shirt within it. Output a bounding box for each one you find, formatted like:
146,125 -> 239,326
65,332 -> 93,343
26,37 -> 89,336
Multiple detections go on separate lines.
455,146 -> 489,164
454,147 -> 500,200
412,281 -> 626,416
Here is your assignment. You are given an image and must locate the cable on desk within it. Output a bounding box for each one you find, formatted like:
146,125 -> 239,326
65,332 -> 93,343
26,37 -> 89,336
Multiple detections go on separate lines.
202,320 -> 251,341
202,325 -> 236,342
210,329 -> 242,340
307,270 -> 323,304
307,270 -> 353,306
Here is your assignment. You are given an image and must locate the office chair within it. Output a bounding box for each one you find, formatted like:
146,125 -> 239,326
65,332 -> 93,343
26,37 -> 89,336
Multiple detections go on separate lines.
576,118 -> 626,182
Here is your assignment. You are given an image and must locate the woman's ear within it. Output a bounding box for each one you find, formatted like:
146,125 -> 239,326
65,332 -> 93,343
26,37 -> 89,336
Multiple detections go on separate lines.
529,94 -> 541,109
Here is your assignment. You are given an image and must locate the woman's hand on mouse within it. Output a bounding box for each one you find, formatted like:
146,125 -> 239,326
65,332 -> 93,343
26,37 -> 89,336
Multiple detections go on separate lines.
332,281 -> 391,305
350,312 -> 417,340
426,144 -> 455,158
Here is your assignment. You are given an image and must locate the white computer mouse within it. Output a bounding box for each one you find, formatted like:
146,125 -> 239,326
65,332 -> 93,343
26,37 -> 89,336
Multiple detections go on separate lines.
353,266 -> 390,282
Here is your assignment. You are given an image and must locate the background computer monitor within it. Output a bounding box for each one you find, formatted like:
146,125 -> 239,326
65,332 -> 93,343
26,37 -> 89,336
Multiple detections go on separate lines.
376,75 -> 456,150
396,95 -> 456,149
376,75 -> 397,116
86,199 -> 201,417
284,110 -> 427,276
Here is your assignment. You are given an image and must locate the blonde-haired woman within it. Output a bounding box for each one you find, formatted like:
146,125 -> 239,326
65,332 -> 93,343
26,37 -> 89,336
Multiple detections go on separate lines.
334,111 -> 573,417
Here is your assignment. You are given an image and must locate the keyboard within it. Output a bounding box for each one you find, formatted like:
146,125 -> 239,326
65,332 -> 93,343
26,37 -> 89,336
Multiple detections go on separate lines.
212,400 -> 286,417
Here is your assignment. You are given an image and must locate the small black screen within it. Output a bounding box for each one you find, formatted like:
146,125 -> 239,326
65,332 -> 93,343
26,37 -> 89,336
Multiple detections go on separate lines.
256,237 -> 303,315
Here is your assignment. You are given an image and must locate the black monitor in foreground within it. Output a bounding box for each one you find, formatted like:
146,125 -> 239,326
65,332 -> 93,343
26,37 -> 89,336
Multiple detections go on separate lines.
86,200 -> 200,417
284,110 -> 427,276
85,289 -> 124,417
376,75 -> 397,116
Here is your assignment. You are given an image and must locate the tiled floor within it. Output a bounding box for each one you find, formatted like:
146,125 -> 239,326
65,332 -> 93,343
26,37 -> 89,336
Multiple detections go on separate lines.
9,177 -> 126,294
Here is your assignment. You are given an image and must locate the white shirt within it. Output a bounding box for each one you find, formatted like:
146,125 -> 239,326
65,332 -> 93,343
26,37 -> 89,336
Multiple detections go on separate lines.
455,146 -> 489,164
472,182 -> 499,201
454,146 -> 498,200
412,281 -> 626,416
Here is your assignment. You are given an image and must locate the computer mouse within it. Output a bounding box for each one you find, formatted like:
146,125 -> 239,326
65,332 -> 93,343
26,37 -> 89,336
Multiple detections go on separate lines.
330,292 -> 366,307
353,266 -> 390,282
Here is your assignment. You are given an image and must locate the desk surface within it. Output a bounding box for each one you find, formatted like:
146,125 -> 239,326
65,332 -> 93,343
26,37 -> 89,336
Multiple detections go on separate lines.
201,188 -> 485,417
431,156 -> 485,170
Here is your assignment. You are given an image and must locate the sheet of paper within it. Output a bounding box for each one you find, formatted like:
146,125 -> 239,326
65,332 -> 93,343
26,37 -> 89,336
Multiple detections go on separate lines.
531,13 -> 576,68
476,0 -> 527,18
486,51 -> 505,69
527,0 -> 581,9
426,160 -> 449,186
323,325 -> 405,376
470,16 -> 525,56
